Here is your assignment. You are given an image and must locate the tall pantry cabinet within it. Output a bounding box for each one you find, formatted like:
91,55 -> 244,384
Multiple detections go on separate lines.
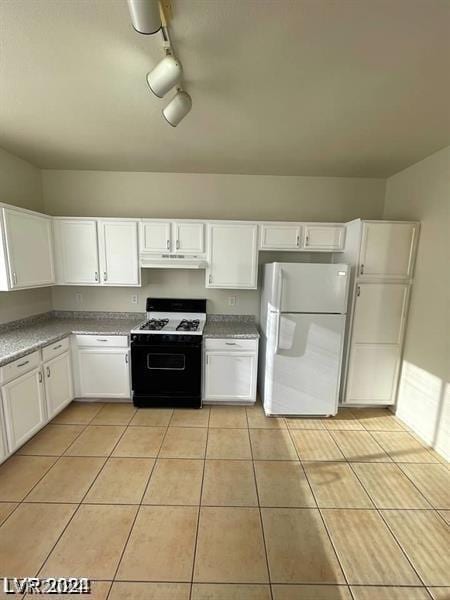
340,220 -> 419,405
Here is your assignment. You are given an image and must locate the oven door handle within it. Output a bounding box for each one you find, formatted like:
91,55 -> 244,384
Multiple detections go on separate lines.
146,352 -> 187,371
147,366 -> 186,371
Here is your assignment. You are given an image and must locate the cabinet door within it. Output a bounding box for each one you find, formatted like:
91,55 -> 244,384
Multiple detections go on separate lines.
345,345 -> 401,404
54,219 -> 100,284
207,223 -> 258,289
99,220 -> 139,286
304,225 -> 346,251
78,348 -> 130,398
4,209 -> 55,288
359,222 -> 417,279
2,368 -> 46,452
352,283 -> 409,344
174,222 -> 204,254
204,352 -> 256,401
140,221 -> 171,253
0,412 -> 7,463
260,224 -> 301,250
44,352 -> 73,419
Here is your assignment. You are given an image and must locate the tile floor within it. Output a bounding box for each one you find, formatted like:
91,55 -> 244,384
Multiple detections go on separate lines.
0,401 -> 449,600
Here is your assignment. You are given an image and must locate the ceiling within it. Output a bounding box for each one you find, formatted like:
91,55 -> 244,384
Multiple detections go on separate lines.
0,0 -> 449,177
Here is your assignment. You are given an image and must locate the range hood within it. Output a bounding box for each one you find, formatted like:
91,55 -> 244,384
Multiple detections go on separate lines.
140,254 -> 208,269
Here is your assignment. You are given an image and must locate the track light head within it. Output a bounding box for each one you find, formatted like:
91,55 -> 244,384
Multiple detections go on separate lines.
162,90 -> 192,127
127,0 -> 161,35
146,54 -> 182,98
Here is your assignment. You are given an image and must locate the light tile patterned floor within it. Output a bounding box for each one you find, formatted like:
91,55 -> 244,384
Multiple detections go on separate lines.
0,401 -> 449,600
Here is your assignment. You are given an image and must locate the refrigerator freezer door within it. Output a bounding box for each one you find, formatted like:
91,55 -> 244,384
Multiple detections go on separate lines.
272,263 -> 349,314
263,313 -> 346,416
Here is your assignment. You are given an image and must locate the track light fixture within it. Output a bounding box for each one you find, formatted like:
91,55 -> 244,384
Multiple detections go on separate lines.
127,0 -> 161,35
162,90 -> 192,127
146,54 -> 182,98
128,0 -> 192,126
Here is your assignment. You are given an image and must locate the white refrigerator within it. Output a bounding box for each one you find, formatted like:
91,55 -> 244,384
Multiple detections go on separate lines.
259,262 -> 350,416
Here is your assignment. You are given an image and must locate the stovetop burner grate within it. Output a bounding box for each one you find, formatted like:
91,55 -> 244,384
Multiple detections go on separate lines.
140,318 -> 169,331
176,319 -> 200,332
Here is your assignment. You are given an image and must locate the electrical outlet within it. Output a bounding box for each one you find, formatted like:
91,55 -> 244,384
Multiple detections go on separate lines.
131,294 -> 138,305
228,295 -> 237,306
75,293 -> 83,305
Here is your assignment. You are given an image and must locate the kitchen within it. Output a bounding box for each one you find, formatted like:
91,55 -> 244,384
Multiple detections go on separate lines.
0,1 -> 449,599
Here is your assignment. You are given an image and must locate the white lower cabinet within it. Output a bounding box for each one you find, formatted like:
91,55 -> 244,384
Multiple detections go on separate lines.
345,345 -> 401,404
0,411 -> 7,463
44,351 -> 73,419
203,338 -> 258,403
0,336 -> 74,460
77,345 -> 130,399
344,282 -> 409,405
2,367 -> 46,453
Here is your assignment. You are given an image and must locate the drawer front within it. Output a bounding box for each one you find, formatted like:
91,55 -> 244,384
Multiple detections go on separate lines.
42,336 -> 70,362
0,350 -> 41,385
74,334 -> 129,348
205,338 -> 258,352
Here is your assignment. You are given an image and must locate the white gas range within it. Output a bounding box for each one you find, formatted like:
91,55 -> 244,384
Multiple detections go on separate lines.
131,312 -> 206,335
130,298 -> 207,408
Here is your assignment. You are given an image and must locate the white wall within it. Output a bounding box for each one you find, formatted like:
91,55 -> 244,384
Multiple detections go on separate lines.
42,170 -> 385,221
51,251 -> 331,316
0,147 -> 53,324
44,169 -> 385,314
384,145 -> 450,459
0,147 -> 43,211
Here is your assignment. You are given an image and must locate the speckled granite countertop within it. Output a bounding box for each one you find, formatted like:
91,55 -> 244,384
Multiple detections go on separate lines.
0,312 -> 259,366
0,312 -> 144,367
204,315 -> 260,339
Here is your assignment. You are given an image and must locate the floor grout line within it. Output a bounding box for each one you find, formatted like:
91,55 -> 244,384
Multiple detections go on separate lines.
0,401 -> 448,594
105,420 -> 171,598
347,460 -> 430,589
32,413 -> 136,584
0,416 -> 93,530
187,407 -> 210,600
284,422 -> 354,598
248,408 -> 275,600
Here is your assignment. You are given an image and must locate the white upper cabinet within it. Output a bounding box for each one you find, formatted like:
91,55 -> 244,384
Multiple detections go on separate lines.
206,223 -> 258,289
140,220 -> 205,255
259,224 -> 301,250
54,219 -> 100,284
98,220 -> 140,286
54,218 -> 140,286
140,221 -> 171,253
303,224 -> 346,251
173,222 -> 204,254
0,208 -> 55,290
359,222 -> 418,279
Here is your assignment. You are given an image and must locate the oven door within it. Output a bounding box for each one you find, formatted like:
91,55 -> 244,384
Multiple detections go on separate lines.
131,339 -> 202,407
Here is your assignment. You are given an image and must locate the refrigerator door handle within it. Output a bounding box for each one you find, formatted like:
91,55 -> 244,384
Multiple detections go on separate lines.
274,313 -> 281,354
276,265 -> 283,312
